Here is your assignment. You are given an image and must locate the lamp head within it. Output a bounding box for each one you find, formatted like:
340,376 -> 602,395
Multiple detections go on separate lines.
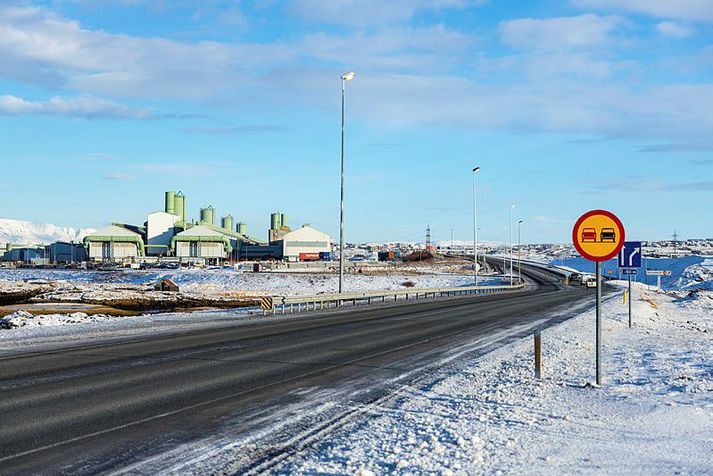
472,166 -> 481,173
341,71 -> 356,81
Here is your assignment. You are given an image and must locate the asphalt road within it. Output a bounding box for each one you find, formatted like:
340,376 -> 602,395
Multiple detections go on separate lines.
0,263 -> 595,474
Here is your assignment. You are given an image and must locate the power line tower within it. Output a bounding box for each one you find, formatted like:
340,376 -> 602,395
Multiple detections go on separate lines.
426,225 -> 431,247
672,230 -> 679,257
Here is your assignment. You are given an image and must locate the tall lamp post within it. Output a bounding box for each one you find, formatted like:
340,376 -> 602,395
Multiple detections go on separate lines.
338,71 -> 356,294
517,219 -> 524,283
509,203 -> 515,285
472,166 -> 481,286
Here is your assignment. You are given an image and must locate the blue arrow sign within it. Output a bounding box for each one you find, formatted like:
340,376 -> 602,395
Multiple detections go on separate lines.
622,269 -> 637,275
618,241 -> 642,268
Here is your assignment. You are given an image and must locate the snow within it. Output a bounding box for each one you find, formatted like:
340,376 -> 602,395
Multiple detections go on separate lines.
0,268 -> 501,296
554,255 -> 708,290
0,310 -> 114,329
266,283 -> 713,474
0,217 -> 94,246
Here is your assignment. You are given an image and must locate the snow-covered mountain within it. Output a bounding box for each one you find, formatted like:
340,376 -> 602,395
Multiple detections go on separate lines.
0,218 -> 95,246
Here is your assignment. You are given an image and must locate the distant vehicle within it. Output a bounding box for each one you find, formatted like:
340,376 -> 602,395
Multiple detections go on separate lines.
568,272 -> 582,285
584,275 -> 597,288
600,228 -> 616,242
349,255 -> 366,261
581,228 -> 597,242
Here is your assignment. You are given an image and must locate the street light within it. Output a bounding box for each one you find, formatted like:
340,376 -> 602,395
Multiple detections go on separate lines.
472,166 -> 481,286
509,203 -> 515,285
518,219 -> 524,283
339,71 -> 356,294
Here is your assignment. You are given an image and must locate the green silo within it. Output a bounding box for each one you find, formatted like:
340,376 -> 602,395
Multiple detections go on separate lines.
270,212 -> 280,230
221,214 -> 233,231
201,206 -> 215,225
174,192 -> 186,223
280,213 -> 287,228
237,222 -> 247,235
165,191 -> 175,215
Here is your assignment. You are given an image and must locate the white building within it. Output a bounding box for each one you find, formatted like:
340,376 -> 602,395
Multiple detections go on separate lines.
280,225 -> 332,261
146,211 -> 180,256
84,225 -> 144,261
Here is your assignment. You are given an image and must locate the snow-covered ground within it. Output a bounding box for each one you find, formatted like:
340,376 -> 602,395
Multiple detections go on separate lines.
267,282 -> 713,474
555,255 -> 712,291
0,268 -> 497,295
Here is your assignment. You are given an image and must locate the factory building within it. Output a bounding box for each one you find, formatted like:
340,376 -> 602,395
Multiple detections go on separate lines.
146,211 -> 180,256
84,225 -> 144,260
276,225 -> 333,262
48,242 -> 87,263
73,190 -> 332,264
172,225 -> 235,262
2,245 -> 46,263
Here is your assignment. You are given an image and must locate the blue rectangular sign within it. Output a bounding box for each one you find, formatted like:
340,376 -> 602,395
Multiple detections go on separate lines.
618,241 -> 642,268
622,269 -> 637,275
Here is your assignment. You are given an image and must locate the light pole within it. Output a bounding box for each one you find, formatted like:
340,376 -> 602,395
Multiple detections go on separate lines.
472,166 -> 481,286
517,219 -> 523,283
509,203 -> 515,285
338,71 -> 355,294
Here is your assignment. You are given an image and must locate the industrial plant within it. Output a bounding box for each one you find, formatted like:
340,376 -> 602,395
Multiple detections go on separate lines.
2,191 -> 333,266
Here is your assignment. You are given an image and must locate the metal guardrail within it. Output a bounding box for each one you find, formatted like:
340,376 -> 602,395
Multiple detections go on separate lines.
263,281 -> 526,315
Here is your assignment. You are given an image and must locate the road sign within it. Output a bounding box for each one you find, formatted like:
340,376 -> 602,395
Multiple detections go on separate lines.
646,270 -> 671,276
621,268 -> 637,275
618,241 -> 642,268
572,209 -> 626,262
261,296 -> 273,310
571,209 -> 626,387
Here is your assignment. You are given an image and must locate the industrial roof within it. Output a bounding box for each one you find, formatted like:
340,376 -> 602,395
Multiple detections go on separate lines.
87,224 -> 142,238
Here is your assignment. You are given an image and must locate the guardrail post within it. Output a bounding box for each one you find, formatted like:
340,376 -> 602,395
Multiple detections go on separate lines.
534,330 -> 542,379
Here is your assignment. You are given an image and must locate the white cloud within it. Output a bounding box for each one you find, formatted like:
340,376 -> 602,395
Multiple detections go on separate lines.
0,94 -> 150,118
572,0 -> 713,23
499,14 -> 624,50
102,172 -> 135,180
655,21 -> 695,38
290,0 -> 479,27
0,6 -> 472,100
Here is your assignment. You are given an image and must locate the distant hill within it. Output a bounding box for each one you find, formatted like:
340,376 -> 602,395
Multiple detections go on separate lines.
0,218 -> 95,246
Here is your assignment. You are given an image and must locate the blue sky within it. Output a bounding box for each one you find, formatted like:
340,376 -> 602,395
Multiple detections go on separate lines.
0,0 -> 711,244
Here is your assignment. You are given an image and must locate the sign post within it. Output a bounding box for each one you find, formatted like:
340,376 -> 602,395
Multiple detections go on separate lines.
618,241 -> 642,328
646,269 -> 671,291
572,209 -> 626,386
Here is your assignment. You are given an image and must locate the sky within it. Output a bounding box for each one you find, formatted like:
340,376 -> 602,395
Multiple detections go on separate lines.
0,0 -> 711,244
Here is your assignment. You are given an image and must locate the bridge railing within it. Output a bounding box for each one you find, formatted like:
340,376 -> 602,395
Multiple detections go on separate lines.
262,280 -> 526,315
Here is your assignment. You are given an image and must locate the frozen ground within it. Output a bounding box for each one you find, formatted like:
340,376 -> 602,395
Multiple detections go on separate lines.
0,267 -> 504,346
266,282 -> 713,475
0,267 -> 497,295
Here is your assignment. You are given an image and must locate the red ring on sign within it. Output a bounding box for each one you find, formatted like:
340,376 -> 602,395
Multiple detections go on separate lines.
572,209 -> 625,262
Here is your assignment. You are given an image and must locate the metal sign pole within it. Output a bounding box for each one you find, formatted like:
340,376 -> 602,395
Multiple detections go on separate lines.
628,275 -> 632,328
596,261 -> 602,386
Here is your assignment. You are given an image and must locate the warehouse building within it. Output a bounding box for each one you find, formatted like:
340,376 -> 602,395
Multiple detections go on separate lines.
172,225 -> 236,262
84,225 -> 144,261
1,245 -> 46,263
48,242 -> 87,263
277,225 -> 332,262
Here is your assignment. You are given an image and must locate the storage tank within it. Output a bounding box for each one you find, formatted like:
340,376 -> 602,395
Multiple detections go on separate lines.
280,213 -> 287,228
221,214 -> 233,231
164,191 -> 175,215
236,222 -> 247,235
174,192 -> 186,223
200,206 -> 215,225
270,212 -> 280,230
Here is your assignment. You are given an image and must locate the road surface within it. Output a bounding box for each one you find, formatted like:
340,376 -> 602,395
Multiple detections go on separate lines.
0,263 -> 596,474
